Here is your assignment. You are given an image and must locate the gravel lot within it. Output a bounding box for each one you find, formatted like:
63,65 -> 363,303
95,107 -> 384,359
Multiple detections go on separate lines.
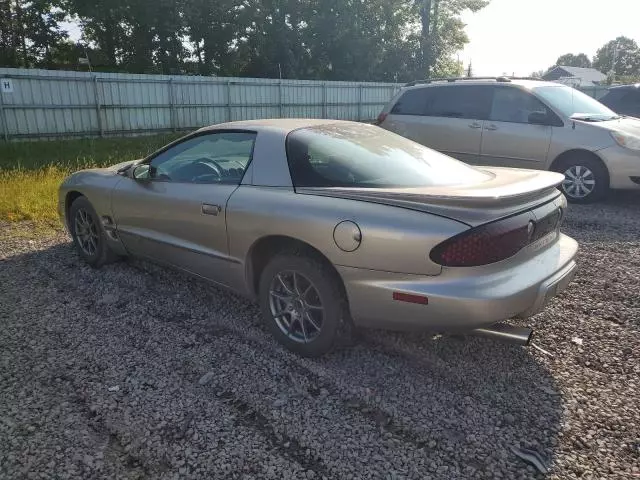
1,193 -> 639,480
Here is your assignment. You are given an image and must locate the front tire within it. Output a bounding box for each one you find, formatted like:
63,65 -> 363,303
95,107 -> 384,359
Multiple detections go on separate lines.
554,154 -> 609,203
258,253 -> 348,357
69,196 -> 118,268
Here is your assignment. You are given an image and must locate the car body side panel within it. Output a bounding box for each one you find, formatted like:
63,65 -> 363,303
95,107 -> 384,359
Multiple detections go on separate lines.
545,121 -> 617,168
597,145 -> 640,189
225,186 -> 470,292
111,178 -> 240,286
58,169 -> 128,255
384,115 -> 483,164
479,122 -> 553,168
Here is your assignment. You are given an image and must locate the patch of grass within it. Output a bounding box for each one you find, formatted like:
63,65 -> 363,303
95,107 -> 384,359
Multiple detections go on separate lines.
0,133 -> 184,224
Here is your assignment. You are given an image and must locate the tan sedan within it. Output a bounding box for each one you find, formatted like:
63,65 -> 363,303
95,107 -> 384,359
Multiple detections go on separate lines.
59,120 -> 578,356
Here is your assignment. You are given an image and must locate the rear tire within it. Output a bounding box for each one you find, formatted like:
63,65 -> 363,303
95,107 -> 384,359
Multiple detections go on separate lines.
69,196 -> 119,268
553,154 -> 609,204
258,253 -> 348,357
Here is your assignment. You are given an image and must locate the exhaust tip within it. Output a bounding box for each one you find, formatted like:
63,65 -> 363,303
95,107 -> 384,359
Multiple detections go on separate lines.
471,323 -> 533,346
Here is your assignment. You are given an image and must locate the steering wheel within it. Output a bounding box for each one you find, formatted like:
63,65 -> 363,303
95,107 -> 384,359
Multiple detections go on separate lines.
191,158 -> 224,182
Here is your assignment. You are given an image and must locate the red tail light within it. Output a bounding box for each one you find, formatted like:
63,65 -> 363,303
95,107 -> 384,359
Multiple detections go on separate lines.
375,112 -> 388,125
430,208 -> 562,267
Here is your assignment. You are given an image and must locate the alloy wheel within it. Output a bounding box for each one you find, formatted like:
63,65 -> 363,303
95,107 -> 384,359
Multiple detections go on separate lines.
562,165 -> 596,199
74,208 -> 99,256
269,271 -> 324,344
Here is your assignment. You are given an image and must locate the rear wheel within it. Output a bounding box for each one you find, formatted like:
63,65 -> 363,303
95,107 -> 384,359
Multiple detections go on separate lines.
258,253 -> 348,357
553,154 -> 609,203
69,196 -> 119,268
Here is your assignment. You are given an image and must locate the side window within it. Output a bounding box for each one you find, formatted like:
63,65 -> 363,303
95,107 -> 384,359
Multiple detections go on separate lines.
148,132 -> 256,184
425,85 -> 492,120
490,87 -> 550,124
623,91 -> 640,106
390,88 -> 431,115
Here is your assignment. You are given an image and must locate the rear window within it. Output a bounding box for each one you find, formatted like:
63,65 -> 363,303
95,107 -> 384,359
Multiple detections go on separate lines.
286,123 -> 491,189
390,88 -> 430,115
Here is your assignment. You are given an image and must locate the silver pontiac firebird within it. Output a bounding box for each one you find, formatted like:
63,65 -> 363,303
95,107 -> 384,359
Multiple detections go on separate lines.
59,119 -> 578,356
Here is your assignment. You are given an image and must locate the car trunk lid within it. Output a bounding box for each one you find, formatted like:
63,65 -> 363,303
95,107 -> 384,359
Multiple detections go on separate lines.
297,167 -> 565,227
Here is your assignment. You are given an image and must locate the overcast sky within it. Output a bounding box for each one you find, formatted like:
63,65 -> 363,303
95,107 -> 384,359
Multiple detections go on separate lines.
460,0 -> 640,76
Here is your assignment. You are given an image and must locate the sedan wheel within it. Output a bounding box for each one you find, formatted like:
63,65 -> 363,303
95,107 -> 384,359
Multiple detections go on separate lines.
74,207 -> 100,256
269,271 -> 324,344
69,196 -> 119,268
259,253 -> 348,357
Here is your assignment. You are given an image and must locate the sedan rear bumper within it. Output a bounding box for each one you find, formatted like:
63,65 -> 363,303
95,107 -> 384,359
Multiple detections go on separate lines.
338,233 -> 578,331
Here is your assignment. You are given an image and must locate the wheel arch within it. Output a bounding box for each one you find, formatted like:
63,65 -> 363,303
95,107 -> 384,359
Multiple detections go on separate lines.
246,235 -> 348,302
64,190 -> 85,227
549,149 -> 610,187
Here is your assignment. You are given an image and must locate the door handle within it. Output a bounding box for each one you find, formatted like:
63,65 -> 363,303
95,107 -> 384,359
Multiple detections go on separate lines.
201,203 -> 222,216
486,124 -> 498,131
469,122 -> 482,129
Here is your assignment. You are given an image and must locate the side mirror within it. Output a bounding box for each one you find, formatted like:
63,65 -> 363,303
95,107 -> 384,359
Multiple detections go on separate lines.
528,111 -> 550,125
132,164 -> 151,181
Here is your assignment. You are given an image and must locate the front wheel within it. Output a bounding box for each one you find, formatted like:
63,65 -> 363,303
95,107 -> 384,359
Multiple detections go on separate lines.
554,155 -> 609,203
69,196 -> 119,268
258,253 -> 348,357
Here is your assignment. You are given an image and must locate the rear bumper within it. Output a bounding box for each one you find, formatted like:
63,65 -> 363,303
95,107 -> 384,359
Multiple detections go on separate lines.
338,233 -> 578,331
597,145 -> 640,189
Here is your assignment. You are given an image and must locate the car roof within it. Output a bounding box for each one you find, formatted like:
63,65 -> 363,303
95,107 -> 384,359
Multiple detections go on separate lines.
196,118 -> 358,134
403,79 -> 559,91
608,83 -> 640,90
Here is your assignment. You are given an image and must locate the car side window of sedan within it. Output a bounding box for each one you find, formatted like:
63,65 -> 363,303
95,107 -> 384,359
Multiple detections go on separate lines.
147,132 -> 256,184
490,87 -> 551,124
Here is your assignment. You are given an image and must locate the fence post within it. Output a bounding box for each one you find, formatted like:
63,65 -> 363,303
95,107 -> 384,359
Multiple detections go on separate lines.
357,84 -> 363,121
322,81 -> 327,118
92,75 -> 104,137
0,86 -> 8,141
226,80 -> 232,122
278,80 -> 283,118
168,78 -> 176,132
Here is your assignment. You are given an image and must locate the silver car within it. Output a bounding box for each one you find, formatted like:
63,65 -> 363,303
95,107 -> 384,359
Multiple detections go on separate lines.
58,119 -> 578,356
377,78 -> 640,203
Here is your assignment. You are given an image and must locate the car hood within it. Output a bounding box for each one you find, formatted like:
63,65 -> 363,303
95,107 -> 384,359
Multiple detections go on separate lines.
580,116 -> 640,136
298,167 -> 565,226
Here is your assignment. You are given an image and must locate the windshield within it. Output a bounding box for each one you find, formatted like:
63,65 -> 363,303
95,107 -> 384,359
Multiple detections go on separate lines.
286,123 -> 491,189
533,85 -> 618,120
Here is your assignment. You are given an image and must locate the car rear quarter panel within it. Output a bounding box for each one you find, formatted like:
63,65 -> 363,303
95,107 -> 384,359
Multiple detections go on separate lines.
226,186 -> 470,288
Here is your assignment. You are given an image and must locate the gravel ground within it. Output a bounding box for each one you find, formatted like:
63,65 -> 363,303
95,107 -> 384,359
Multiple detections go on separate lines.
1,192 -> 639,480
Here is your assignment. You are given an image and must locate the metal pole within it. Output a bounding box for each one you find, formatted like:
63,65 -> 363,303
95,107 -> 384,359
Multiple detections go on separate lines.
168,78 -> 176,132
322,81 -> 327,118
357,85 -> 363,121
278,80 -> 283,118
92,75 -> 104,137
0,87 -> 8,141
226,80 -> 232,122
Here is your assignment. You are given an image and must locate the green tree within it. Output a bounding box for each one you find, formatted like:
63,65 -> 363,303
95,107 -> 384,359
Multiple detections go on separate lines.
418,0 -> 489,78
183,0 -> 241,76
64,0 -> 128,68
593,36 -> 640,78
0,0 -> 68,68
553,52 -> 592,69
